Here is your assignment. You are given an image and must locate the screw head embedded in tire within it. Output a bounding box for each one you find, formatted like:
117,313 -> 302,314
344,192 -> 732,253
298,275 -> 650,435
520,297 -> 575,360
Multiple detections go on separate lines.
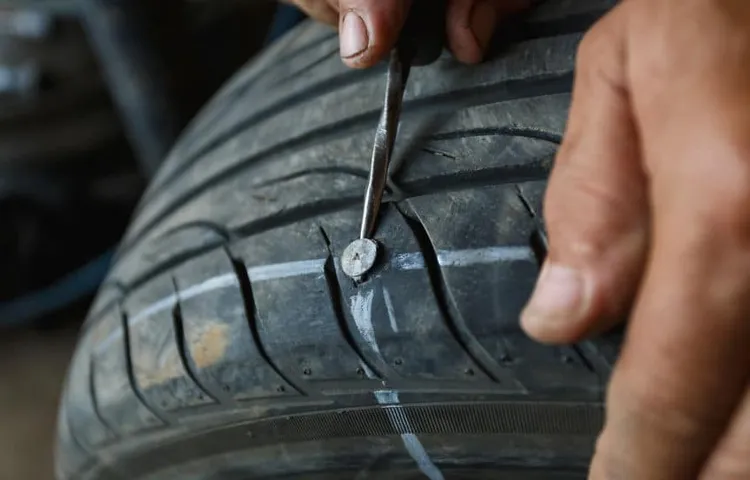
341,238 -> 379,280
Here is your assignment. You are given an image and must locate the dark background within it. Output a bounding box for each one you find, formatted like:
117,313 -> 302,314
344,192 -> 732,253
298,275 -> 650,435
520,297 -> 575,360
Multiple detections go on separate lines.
0,1 -> 304,477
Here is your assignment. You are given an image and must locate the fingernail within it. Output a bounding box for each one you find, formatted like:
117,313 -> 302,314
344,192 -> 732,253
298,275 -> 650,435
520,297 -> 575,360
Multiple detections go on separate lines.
340,12 -> 368,59
470,1 -> 497,56
522,264 -> 589,333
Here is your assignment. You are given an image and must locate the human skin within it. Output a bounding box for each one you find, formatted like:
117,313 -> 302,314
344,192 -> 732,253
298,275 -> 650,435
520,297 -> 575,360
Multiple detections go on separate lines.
282,0 -> 529,66
285,0 -> 750,478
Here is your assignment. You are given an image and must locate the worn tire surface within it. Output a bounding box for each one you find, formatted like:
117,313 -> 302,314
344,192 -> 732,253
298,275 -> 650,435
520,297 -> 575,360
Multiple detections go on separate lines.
56,1 -> 622,478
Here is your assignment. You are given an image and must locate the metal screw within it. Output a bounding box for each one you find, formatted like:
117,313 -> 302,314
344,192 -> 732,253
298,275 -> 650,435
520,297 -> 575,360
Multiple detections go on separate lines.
341,238 -> 379,280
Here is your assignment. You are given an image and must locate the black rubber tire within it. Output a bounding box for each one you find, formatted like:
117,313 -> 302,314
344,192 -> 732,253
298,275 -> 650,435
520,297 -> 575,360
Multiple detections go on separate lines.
56,1 -> 623,478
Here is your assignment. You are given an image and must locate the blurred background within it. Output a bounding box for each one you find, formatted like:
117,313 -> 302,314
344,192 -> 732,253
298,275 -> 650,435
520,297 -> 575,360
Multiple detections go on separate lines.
0,1 -> 303,477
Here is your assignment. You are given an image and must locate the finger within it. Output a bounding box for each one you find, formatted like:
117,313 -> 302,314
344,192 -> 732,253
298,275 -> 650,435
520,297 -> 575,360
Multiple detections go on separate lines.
521,10 -> 649,344
590,10 -> 750,479
591,179 -> 750,479
288,0 -> 338,26
701,388 -> 750,479
446,0 -> 530,64
338,0 -> 411,68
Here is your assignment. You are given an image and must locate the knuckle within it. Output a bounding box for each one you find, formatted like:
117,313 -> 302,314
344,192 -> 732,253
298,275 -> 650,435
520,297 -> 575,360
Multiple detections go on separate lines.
575,12 -> 619,73
574,4 -> 628,85
575,24 -> 606,72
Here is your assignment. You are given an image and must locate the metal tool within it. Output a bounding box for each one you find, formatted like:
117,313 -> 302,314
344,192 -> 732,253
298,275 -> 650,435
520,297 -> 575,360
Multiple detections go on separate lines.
359,0 -> 446,241
344,1 -> 447,280
358,48 -> 409,240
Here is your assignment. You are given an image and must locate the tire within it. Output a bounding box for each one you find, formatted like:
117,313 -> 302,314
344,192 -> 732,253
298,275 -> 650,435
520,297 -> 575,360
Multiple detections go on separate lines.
56,1 -> 622,478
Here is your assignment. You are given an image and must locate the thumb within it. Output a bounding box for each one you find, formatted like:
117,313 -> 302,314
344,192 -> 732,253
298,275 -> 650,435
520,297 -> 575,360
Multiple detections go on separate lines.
339,0 -> 412,68
521,13 -> 649,343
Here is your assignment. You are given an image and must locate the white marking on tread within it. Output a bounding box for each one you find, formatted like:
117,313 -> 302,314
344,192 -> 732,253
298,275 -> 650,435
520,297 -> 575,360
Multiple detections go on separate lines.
437,246 -> 533,267
349,288 -> 379,355
248,259 -> 325,281
382,287 -> 398,333
129,295 -> 177,328
97,294 -> 175,351
360,361 -> 378,379
96,245 -> 531,351
392,252 -> 426,271
374,389 -> 400,404
97,274 -> 237,351
374,390 -> 444,480
180,273 -> 238,299
392,246 -> 532,271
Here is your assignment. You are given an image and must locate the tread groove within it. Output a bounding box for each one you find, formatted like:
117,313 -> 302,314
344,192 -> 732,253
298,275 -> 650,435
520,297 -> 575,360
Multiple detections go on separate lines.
180,10 -> 589,185
226,249 -> 307,396
579,340 -> 616,377
182,64 -> 378,167
171,278 -> 224,403
571,345 -> 596,374
420,147 -> 457,160
122,242 -> 227,289
145,67 -> 381,203
394,203 -> 502,383
88,358 -> 119,439
119,73 -> 573,258
170,8 -> 591,180
118,305 -> 171,425
162,219 -> 232,242
256,166 -> 372,188
397,161 -> 551,195
87,162 -> 554,329
65,408 -> 93,456
254,165 -> 369,188
275,46 -> 339,86
86,160 -> 553,336
515,185 -> 538,218
234,196 -> 361,239
319,227 -> 384,379
515,185 -> 549,264
429,126 -> 562,144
